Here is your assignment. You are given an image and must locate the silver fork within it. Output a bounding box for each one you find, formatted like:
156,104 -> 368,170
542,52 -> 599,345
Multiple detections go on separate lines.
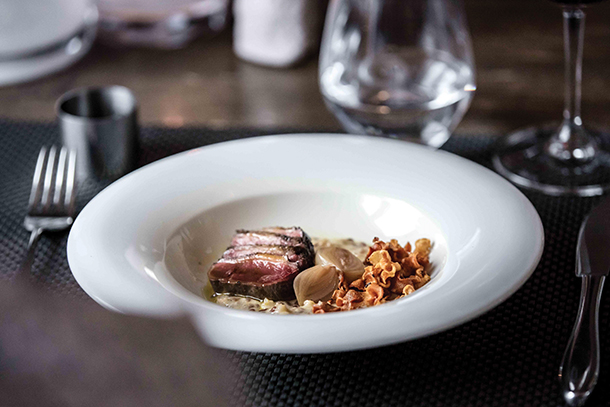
17,146 -> 77,280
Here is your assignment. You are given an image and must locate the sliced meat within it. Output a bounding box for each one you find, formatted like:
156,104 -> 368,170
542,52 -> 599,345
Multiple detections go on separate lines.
232,228 -> 315,256
231,231 -> 304,249
260,226 -> 307,238
208,254 -> 301,300
222,245 -> 313,268
208,226 -> 316,301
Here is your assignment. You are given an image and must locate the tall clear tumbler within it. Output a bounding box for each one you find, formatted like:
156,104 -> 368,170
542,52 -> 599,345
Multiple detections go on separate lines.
319,0 -> 476,148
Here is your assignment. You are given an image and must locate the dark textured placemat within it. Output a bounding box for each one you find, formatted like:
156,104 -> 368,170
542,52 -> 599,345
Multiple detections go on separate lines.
0,118 -> 608,407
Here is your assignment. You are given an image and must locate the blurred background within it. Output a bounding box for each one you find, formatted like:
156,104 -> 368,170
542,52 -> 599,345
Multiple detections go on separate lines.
0,0 -> 609,137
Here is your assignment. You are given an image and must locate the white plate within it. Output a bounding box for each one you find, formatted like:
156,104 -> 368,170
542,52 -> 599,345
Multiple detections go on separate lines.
67,134 -> 544,354
0,1 -> 98,86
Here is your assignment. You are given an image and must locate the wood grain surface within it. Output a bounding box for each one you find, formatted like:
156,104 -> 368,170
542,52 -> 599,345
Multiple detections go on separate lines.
0,0 -> 609,136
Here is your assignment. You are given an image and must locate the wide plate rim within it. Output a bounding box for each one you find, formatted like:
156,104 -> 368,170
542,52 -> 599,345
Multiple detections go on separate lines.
67,133 -> 544,353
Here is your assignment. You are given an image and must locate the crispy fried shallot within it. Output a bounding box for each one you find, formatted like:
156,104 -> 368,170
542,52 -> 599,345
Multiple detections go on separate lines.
313,238 -> 431,313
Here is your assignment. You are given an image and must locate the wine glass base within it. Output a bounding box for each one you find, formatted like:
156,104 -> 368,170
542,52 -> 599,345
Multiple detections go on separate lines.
492,124 -> 610,197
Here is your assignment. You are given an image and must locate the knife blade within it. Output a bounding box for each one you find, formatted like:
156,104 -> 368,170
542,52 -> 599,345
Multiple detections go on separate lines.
577,195 -> 610,278
559,196 -> 609,406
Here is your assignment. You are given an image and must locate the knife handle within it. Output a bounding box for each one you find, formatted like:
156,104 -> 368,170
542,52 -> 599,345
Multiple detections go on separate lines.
559,274 -> 605,407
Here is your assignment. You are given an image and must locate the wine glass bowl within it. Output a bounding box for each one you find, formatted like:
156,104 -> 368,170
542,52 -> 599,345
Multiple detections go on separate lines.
318,0 -> 476,148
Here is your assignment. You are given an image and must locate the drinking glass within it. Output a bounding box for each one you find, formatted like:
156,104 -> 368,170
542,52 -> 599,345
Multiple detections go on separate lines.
318,0 -> 476,148
96,0 -> 229,49
493,0 -> 610,196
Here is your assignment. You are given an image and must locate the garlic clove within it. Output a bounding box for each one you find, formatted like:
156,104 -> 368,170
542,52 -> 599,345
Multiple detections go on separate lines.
315,246 -> 365,284
293,264 -> 340,306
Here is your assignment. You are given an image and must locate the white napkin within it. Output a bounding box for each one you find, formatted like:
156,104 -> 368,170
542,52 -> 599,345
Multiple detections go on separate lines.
233,0 -> 325,67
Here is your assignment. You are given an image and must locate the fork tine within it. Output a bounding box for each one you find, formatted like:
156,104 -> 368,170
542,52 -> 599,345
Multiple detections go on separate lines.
28,147 -> 48,211
64,148 -> 77,214
41,146 -> 57,210
53,146 -> 68,208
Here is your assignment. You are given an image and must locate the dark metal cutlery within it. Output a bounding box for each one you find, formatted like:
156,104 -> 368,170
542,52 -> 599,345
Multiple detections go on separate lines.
17,146 -> 76,280
559,196 -> 610,406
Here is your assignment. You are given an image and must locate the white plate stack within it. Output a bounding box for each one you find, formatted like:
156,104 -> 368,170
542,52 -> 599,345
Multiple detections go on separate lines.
0,0 -> 98,86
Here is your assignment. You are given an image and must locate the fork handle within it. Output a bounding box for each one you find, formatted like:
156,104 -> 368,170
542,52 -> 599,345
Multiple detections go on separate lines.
560,274 -> 605,406
16,228 -> 44,281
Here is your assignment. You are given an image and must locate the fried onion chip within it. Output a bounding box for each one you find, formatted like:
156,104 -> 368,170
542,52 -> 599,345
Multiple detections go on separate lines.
313,238 -> 432,313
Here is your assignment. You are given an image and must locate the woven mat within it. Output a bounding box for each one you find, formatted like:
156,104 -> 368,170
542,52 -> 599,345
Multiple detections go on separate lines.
0,119 -> 608,407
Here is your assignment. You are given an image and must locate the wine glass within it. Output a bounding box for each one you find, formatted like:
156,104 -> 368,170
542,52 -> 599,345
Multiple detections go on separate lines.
493,0 -> 610,196
318,0 -> 476,148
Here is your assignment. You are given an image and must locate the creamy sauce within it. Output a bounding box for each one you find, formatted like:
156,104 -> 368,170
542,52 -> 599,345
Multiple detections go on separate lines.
210,238 -> 369,314
214,296 -> 316,314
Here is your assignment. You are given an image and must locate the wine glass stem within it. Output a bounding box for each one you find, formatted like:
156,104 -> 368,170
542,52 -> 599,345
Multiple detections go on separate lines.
545,7 -> 596,164
563,7 -> 585,127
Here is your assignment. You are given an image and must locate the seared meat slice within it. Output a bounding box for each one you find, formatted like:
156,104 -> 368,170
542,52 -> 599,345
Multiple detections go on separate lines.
209,226 -> 315,300
208,254 -> 301,300
260,226 -> 307,238
231,231 -> 303,248
222,245 -> 313,269
231,229 -> 314,256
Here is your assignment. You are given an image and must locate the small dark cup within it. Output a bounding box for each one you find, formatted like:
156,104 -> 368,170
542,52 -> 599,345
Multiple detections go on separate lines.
57,86 -> 138,181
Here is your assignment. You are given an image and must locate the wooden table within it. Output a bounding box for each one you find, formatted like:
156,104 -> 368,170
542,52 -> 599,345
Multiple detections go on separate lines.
1,0 -> 609,136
